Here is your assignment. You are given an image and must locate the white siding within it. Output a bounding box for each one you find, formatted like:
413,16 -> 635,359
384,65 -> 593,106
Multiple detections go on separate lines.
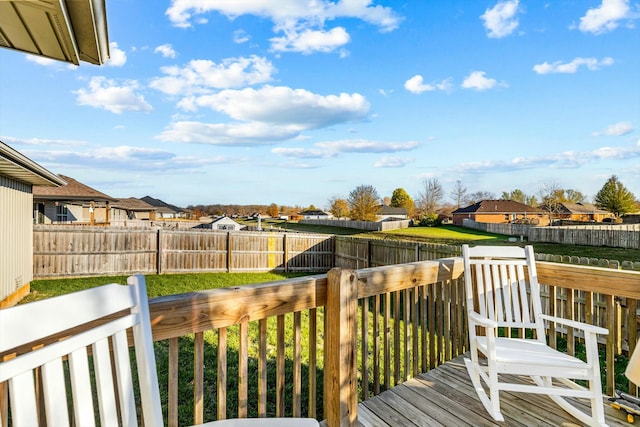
0,176 -> 33,301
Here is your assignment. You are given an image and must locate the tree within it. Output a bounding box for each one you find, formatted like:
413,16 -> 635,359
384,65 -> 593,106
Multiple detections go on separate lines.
416,178 -> 443,216
500,189 -> 527,204
466,191 -> 496,205
390,188 -> 415,217
538,181 -> 564,225
266,203 -> 279,218
594,175 -> 636,217
328,196 -> 349,218
564,189 -> 586,203
348,185 -> 380,221
450,180 -> 468,209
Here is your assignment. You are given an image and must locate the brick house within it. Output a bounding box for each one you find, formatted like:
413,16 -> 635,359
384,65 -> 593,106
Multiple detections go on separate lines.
452,200 -> 546,226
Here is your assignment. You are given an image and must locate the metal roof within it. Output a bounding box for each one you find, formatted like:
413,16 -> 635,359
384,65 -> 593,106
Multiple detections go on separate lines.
0,140 -> 66,187
0,0 -> 109,65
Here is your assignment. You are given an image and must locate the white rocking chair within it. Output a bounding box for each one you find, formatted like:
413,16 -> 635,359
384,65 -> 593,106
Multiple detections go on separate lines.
462,245 -> 609,427
0,275 -> 318,427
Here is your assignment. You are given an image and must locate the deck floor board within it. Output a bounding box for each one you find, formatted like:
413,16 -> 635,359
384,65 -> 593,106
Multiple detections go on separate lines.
356,354 -> 632,426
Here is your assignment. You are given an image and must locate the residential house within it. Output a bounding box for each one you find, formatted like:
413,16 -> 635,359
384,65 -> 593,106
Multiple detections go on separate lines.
110,197 -> 157,223
376,206 -> 408,222
552,202 -> 615,223
299,209 -> 332,220
452,200 -> 546,226
0,141 -> 65,307
33,175 -> 116,225
197,216 -> 245,231
141,196 -> 191,219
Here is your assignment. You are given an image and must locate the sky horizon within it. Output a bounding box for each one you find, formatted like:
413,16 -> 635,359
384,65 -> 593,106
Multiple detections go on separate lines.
1,0 -> 638,209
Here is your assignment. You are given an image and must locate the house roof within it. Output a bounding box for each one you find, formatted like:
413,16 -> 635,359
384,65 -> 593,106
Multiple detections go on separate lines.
299,209 -> 328,216
140,196 -> 182,213
112,197 -> 157,211
33,175 -> 115,202
0,0 -> 109,65
377,206 -> 407,215
557,202 -> 611,215
452,200 -> 542,215
0,141 -> 65,187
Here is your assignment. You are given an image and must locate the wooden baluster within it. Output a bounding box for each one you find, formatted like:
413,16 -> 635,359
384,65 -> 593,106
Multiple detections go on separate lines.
238,318 -> 248,418
168,337 -> 179,427
217,327 -> 227,420
277,314 -> 285,417
308,308 -> 317,418
293,311 -> 302,417
194,332 -> 204,424
258,319 -> 267,417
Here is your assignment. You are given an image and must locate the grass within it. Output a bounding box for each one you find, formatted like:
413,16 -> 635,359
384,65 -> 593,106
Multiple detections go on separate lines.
25,272 -> 310,303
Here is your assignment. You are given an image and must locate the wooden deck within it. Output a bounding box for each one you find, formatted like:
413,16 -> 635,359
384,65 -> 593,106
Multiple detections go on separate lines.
357,355 -> 633,427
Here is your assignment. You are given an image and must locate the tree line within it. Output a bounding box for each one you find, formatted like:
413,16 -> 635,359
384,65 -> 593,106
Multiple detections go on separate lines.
327,175 -> 638,223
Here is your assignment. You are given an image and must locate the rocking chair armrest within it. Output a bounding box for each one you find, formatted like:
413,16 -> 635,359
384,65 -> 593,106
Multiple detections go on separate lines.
539,314 -> 609,336
468,311 -> 498,329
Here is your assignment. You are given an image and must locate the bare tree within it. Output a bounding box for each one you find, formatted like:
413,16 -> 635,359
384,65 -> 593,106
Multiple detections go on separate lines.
538,181 -> 564,225
465,191 -> 495,205
450,180 -> 468,209
416,178 -> 444,216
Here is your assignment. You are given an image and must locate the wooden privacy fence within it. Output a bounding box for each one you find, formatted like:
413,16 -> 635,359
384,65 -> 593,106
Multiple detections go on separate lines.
32,226 -> 334,278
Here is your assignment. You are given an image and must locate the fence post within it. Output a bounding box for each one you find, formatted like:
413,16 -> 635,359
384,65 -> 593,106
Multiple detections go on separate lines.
156,228 -> 162,275
324,268 -> 358,427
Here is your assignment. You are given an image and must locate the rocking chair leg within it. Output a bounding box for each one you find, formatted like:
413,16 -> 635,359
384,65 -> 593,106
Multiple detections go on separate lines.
464,358 -> 504,422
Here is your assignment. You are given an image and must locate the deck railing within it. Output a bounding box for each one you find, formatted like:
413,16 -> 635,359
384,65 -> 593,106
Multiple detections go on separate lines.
145,257 -> 640,426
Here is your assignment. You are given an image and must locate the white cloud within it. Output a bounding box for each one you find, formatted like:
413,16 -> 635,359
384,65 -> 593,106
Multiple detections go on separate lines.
461,71 -> 501,91
155,44 -> 177,58
450,141 -> 640,175
316,139 -> 418,153
233,29 -> 251,44
374,156 -> 412,168
272,139 -> 418,159
74,77 -> 152,114
578,0 -> 631,34
106,42 -> 127,67
0,135 -> 88,147
149,55 -> 275,96
156,121 -> 300,145
533,57 -> 614,74
182,85 -> 370,129
165,0 -> 401,54
481,0 -> 521,38
592,121 -> 634,136
270,27 -> 350,54
20,145 -> 230,172
404,75 -> 452,94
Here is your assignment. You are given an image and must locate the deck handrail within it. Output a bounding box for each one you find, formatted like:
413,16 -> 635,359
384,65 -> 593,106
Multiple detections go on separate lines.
140,258 -> 639,426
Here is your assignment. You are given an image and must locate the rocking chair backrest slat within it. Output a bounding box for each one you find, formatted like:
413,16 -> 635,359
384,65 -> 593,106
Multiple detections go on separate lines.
0,275 -> 163,427
463,245 -> 545,336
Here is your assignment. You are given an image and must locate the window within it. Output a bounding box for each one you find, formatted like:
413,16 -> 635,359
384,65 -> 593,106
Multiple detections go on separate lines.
56,204 -> 68,223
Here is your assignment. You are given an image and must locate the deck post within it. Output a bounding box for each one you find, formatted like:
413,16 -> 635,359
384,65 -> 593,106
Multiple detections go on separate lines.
324,268 -> 358,427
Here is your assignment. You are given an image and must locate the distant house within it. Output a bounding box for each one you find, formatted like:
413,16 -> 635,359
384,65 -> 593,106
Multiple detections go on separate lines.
552,202 -> 614,223
140,196 -> 191,219
299,209 -> 332,220
110,197 -> 157,222
376,206 -> 408,222
33,175 -> 116,225
1,141 -> 65,307
198,216 -> 244,231
452,200 -> 546,226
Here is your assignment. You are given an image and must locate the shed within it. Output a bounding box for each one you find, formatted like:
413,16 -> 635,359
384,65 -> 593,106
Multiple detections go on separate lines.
0,141 -> 65,307
197,216 -> 245,231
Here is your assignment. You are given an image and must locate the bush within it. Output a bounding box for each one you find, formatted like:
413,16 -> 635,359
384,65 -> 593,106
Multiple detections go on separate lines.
418,212 -> 441,227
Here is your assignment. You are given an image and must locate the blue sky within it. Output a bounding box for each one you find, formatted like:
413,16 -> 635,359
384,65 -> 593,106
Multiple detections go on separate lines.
1,0 -> 638,209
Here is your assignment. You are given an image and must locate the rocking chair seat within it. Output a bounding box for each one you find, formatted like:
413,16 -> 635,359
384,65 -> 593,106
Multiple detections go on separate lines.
476,337 -> 590,376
